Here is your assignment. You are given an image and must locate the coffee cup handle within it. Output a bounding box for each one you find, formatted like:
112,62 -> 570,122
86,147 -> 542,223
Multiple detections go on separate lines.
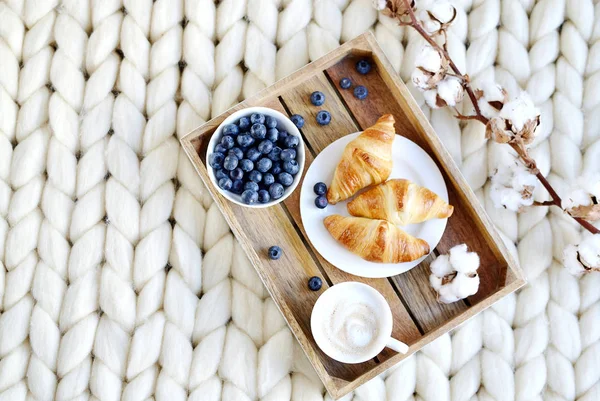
386,338 -> 409,354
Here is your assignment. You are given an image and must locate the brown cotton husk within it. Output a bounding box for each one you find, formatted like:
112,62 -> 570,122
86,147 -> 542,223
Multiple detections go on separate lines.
568,204 -> 600,221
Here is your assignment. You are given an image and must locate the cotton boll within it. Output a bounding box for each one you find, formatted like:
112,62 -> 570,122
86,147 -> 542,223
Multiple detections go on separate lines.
430,254 -> 453,277
415,46 -> 442,72
449,244 -> 480,274
429,274 -> 443,291
436,77 -> 464,107
423,89 -> 439,108
412,69 -> 432,90
499,92 -> 539,132
429,243 -> 481,304
561,188 -> 592,210
490,160 -> 536,211
577,173 -> 600,199
577,235 -> 600,268
451,273 -> 480,299
436,283 -> 461,304
429,1 -> 456,23
563,244 -> 585,276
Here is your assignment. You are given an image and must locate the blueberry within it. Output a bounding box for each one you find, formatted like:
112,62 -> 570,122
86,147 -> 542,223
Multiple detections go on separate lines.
269,183 -> 285,200
215,169 -> 228,180
231,179 -> 244,194
214,144 -> 227,154
229,147 -> 243,160
248,170 -> 263,183
278,172 -> 294,186
258,190 -> 271,203
223,155 -> 238,171
278,130 -> 289,143
244,181 -> 259,192
340,77 -> 352,89
240,159 -> 254,172
263,173 -> 275,186
229,167 -> 244,181
315,195 -> 328,209
218,177 -> 233,191
209,152 -> 225,169
290,114 -> 304,129
265,116 -> 278,129
251,113 -> 265,124
257,158 -> 273,173
222,135 -> 235,149
354,85 -> 368,100
283,160 -> 300,175
250,123 -> 267,139
241,189 -> 258,205
246,147 -> 261,161
237,134 -> 254,147
258,140 -> 274,155
280,149 -> 296,162
310,91 -> 325,106
308,276 -> 322,291
268,146 -> 282,161
268,246 -> 282,260
266,128 -> 279,142
271,162 -> 283,175
223,124 -> 239,136
356,59 -> 371,74
316,110 -> 331,125
238,117 -> 251,131
313,182 -> 327,195
284,135 -> 299,149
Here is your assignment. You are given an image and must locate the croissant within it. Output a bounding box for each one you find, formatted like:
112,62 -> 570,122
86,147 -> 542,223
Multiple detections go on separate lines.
347,179 -> 453,225
327,114 -> 395,204
323,215 -> 430,263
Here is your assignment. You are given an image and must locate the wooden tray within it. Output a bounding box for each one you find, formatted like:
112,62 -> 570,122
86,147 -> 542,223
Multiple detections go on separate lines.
181,32 -> 525,399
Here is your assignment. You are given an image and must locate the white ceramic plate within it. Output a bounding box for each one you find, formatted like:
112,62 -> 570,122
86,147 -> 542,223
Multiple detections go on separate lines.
300,132 -> 449,278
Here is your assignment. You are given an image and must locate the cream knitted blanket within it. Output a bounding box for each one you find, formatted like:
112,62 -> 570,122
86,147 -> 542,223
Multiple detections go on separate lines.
0,0 -> 599,400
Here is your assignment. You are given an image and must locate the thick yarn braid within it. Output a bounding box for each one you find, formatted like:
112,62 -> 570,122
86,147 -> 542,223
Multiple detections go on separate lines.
212,0 -> 247,117
374,11 -> 405,73
55,2 -> 122,400
0,1 -> 56,399
308,0 -> 346,62
276,0 -> 311,80
28,1 -> 88,399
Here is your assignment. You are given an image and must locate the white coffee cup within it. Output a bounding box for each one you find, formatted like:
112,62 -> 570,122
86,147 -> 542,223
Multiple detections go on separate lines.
311,282 -> 409,364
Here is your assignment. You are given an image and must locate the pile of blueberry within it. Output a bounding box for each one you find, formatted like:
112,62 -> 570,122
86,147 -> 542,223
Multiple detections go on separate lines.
338,59 -> 371,100
209,112 -> 301,205
313,182 -> 328,209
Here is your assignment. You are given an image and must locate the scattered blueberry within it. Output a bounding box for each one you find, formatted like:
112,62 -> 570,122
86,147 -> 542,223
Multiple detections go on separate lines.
278,130 -> 289,143
250,123 -> 267,139
231,179 -> 244,194
229,167 -> 244,181
246,147 -> 261,161
356,59 -> 371,74
354,85 -> 368,100
215,144 -> 227,154
258,190 -> 271,203
280,149 -> 296,162
209,152 -> 225,169
223,124 -> 239,136
263,173 -> 275,186
215,169 -> 228,180
265,116 -> 278,129
251,113 -> 265,125
340,77 -> 352,89
237,134 -> 254,147
313,182 -> 327,195
229,147 -> 243,160
218,177 -> 233,191
308,276 -> 322,291
257,157 -> 273,173
238,117 -> 251,131
268,246 -> 282,260
258,140 -> 274,155
240,159 -> 254,172
269,183 -> 284,200
283,160 -> 300,175
244,181 -> 259,192
241,189 -> 258,205
284,135 -> 299,149
278,172 -> 294,186
221,135 -> 235,149
291,114 -> 304,129
248,170 -> 263,183
315,195 -> 328,209
271,162 -> 283,175
268,146 -> 282,161
316,110 -> 331,125
223,155 -> 238,171
266,128 -> 279,142
310,91 -> 325,106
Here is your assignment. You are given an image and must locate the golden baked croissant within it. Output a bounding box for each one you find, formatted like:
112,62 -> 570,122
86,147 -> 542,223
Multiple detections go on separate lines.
347,179 -> 453,225
323,215 -> 430,263
327,114 -> 395,204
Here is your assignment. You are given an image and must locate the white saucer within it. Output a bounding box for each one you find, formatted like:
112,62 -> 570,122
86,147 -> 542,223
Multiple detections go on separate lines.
300,132 -> 449,278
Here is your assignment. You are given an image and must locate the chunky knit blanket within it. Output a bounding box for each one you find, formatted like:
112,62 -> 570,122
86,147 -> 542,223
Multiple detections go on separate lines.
0,0 -> 599,400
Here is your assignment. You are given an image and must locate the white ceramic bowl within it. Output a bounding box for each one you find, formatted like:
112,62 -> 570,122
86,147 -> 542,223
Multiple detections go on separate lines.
206,107 -> 305,208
